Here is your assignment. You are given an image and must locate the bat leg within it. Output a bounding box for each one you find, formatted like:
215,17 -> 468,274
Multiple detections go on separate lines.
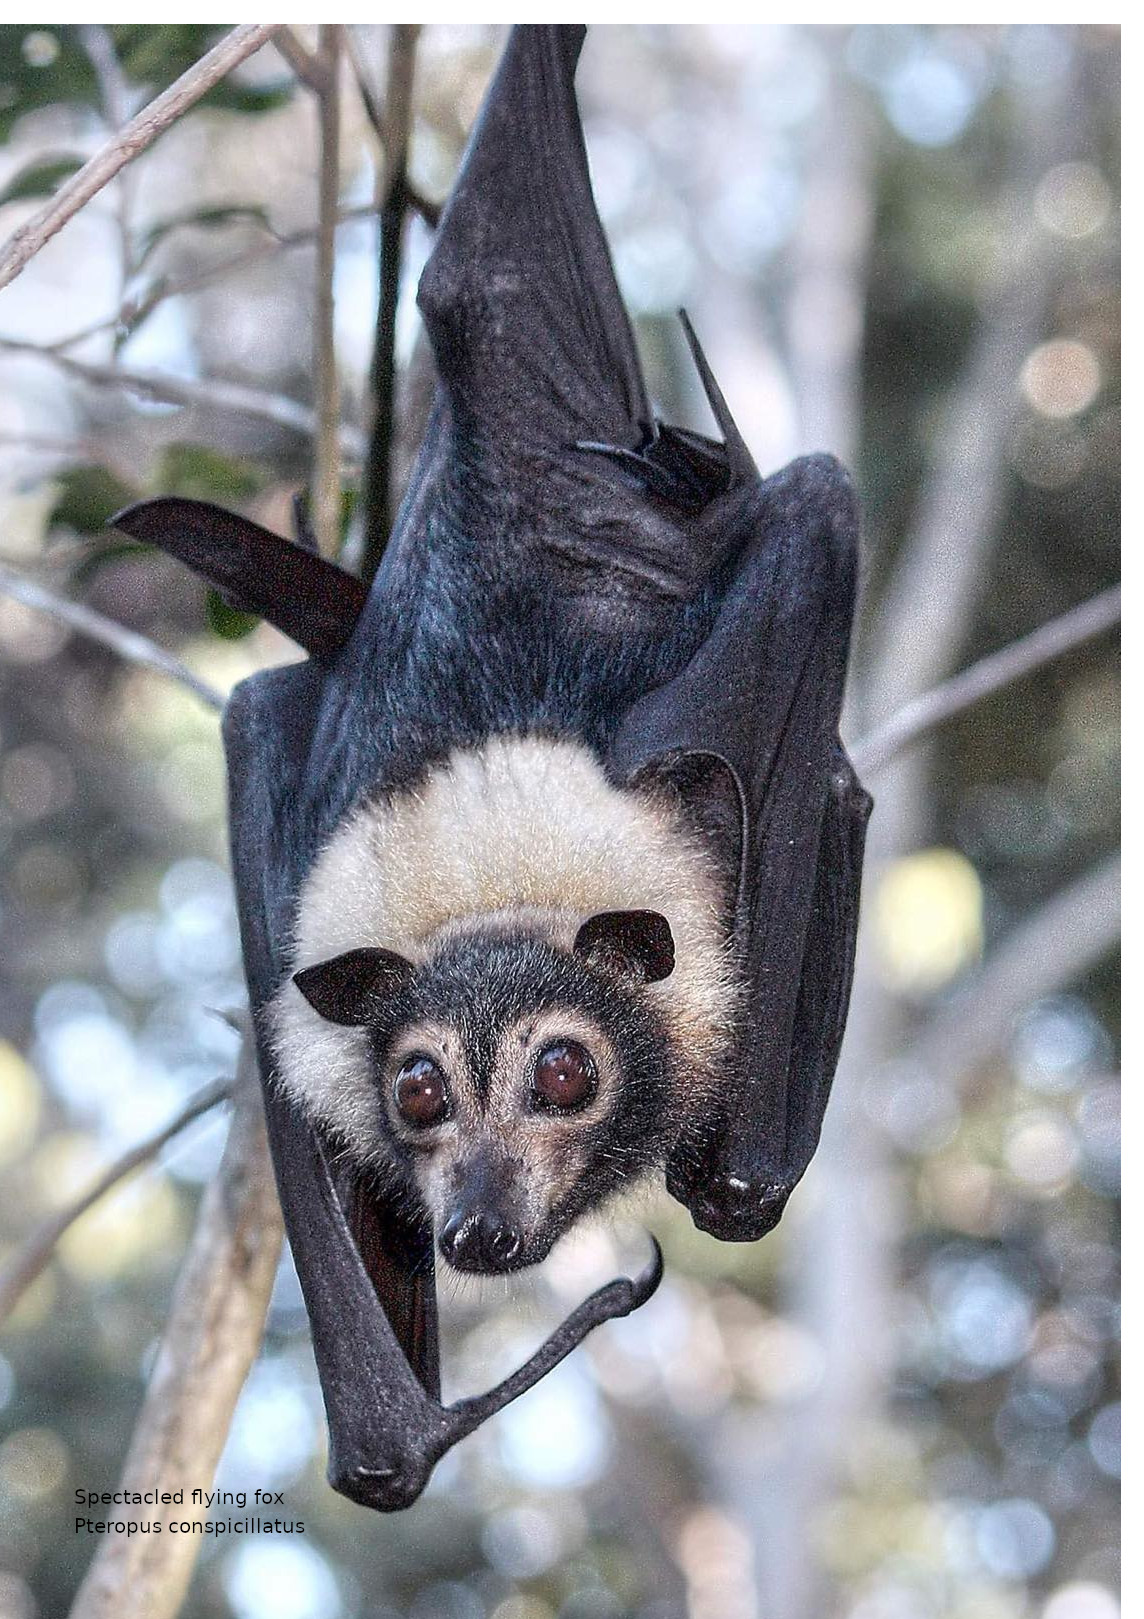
327,1236 -> 663,1510
445,1238 -> 663,1436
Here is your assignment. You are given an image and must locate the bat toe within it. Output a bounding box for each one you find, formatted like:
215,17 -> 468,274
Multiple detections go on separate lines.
328,1455 -> 435,1513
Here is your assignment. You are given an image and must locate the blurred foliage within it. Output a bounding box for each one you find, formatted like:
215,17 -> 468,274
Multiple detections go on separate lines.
0,25 -> 291,141
0,21 -> 1119,1619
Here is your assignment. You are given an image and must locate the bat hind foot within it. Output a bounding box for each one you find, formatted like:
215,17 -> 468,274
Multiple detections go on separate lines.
668,1159 -> 792,1242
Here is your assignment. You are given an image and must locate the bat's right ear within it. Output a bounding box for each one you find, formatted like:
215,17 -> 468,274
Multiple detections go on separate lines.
293,948 -> 415,1025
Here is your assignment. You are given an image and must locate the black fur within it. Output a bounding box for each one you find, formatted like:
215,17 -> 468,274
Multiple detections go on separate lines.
111,25 -> 870,1511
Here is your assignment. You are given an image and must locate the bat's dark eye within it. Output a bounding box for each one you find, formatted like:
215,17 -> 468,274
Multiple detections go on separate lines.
394,1057 -> 449,1128
532,1042 -> 597,1112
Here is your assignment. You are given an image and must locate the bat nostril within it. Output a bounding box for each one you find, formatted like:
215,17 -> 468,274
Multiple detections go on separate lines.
438,1210 -> 472,1265
483,1217 -> 523,1267
439,1210 -> 522,1272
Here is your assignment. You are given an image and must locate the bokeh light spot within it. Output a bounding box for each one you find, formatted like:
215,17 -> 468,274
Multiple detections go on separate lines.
1035,163 -> 1112,239
1042,1585 -> 1119,1619
226,1540 -> 341,1619
975,1498 -> 1055,1578
885,56 -> 976,146
1020,340 -> 1101,419
0,1042 -> 41,1166
0,1426 -> 69,1501
873,849 -> 983,993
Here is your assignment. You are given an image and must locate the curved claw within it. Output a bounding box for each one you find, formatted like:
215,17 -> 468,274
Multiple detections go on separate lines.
445,1235 -> 664,1436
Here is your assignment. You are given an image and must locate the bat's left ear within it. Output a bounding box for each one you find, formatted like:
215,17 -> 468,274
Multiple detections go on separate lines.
574,911 -> 675,983
293,948 -> 415,1025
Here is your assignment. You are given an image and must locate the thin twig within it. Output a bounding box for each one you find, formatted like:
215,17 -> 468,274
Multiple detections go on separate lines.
0,1080 -> 232,1328
0,25 -> 279,293
44,205 -> 378,355
273,25 -> 329,93
860,57 -> 1077,729
0,561 -> 226,711
68,1055 -> 282,1619
0,337 -> 367,459
361,24 -> 421,582
80,25 -> 138,318
311,26 -> 343,559
851,586 -> 1121,776
43,186 -> 436,357
908,854 -> 1121,1093
0,430 -> 121,464
784,33 -> 874,465
345,27 -> 386,140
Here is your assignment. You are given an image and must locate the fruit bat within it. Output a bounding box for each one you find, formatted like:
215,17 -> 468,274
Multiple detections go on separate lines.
111,23 -> 870,1511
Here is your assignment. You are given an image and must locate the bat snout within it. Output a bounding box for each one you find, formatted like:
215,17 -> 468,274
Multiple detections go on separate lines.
439,1206 -> 524,1273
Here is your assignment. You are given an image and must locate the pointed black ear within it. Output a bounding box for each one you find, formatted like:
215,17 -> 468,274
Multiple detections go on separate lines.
573,910 -> 675,984
293,948 -> 415,1026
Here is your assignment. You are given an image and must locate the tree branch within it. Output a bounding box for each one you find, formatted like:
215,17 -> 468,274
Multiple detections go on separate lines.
311,26 -> 343,559
273,25 -> 328,94
0,1080 -> 231,1328
908,854 -> 1120,1092
44,205 -> 378,356
850,585 -> 1121,777
0,25 -> 279,293
0,337 -> 367,459
0,562 -> 226,711
361,24 -> 421,582
861,53 -> 1080,727
80,25 -> 138,316
784,37 -> 875,465
68,1056 -> 282,1619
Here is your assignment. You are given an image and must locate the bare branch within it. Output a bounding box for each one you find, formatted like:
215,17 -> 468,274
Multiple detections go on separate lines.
80,26 -> 138,309
0,337 -> 367,459
311,27 -> 343,559
345,27 -> 385,141
784,39 -> 875,465
909,855 -> 1120,1092
273,25 -> 328,94
0,561 -> 226,711
361,24 -> 421,581
861,54 -> 1080,725
45,204 -> 378,355
0,430 -> 127,473
0,25 -> 279,293
0,1081 -> 231,1328
851,586 -> 1121,776
68,1057 -> 282,1619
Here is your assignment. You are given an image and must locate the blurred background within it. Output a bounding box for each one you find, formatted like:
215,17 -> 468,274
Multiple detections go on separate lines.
0,23 -> 1119,1619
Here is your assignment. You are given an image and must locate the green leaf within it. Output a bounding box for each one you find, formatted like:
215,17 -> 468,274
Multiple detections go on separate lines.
0,28 -> 292,145
206,589 -> 259,640
0,154 -> 85,208
136,204 -> 276,269
203,79 -> 294,116
49,464 -> 140,534
152,443 -> 266,504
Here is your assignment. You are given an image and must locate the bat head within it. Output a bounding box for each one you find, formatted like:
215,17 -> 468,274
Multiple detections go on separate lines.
292,910 -> 678,1274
